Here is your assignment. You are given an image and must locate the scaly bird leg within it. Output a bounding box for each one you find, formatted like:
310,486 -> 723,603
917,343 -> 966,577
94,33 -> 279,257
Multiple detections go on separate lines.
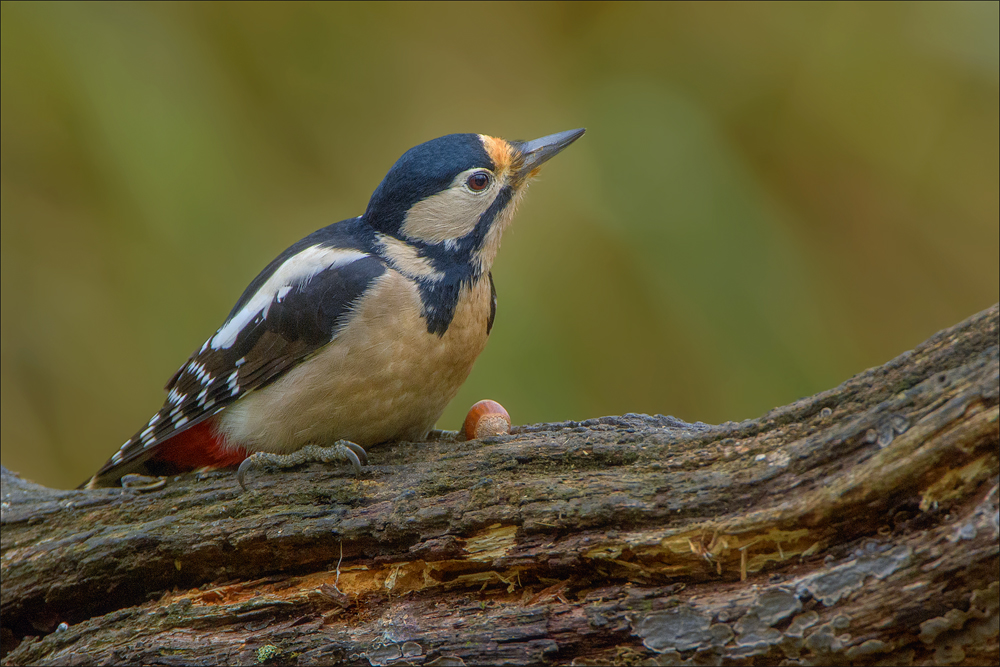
237,441 -> 368,491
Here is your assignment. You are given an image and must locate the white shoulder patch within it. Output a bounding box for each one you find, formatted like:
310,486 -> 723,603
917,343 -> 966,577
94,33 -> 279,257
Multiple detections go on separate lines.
211,246 -> 369,350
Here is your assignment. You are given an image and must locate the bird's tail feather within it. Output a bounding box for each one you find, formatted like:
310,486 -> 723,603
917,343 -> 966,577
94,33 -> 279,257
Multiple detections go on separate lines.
81,420 -> 247,488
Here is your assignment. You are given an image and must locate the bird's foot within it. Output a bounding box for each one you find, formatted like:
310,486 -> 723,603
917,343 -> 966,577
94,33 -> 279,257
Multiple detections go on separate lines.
237,441 -> 368,491
425,428 -> 460,441
121,473 -> 167,492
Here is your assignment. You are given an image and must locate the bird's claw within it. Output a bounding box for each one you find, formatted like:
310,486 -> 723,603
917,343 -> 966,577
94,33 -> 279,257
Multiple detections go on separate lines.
237,440 -> 368,491
121,473 -> 167,492
236,457 -> 256,492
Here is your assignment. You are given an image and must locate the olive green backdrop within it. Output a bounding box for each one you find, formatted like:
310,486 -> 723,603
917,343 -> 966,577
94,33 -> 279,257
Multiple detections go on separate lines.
2,2 -> 997,489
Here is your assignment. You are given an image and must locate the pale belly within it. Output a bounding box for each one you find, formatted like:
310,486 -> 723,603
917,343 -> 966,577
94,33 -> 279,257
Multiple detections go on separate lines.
215,270 -> 492,452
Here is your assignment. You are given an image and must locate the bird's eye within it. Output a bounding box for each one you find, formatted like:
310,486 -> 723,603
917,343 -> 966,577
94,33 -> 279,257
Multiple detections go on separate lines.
466,172 -> 491,192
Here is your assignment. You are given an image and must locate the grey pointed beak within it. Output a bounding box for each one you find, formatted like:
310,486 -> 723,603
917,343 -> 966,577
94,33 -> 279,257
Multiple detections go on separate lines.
513,128 -> 585,179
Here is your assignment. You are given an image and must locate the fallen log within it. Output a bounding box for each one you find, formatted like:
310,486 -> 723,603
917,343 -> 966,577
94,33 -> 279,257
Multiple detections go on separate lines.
2,305 -> 998,666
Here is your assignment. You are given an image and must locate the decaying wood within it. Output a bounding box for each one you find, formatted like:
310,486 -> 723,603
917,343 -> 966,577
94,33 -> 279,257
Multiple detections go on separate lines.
2,305 -> 998,666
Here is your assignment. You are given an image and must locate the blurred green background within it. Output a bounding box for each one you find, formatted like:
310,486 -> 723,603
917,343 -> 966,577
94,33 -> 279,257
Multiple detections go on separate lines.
2,2 -> 997,489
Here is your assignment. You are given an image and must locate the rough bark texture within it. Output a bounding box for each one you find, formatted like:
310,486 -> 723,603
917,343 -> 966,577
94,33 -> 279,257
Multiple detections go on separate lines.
2,305 -> 998,667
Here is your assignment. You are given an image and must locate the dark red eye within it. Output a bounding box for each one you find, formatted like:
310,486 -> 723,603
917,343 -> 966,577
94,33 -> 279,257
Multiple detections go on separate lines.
467,172 -> 491,191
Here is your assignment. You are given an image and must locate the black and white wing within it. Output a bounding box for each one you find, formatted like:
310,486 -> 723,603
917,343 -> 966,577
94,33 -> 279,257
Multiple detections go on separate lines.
95,239 -> 386,477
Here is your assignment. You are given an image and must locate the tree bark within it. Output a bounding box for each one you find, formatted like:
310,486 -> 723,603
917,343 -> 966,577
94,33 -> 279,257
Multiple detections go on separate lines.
2,305 -> 998,667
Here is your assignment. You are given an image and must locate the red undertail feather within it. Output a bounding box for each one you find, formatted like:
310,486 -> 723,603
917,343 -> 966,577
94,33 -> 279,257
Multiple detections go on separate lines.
152,420 -> 248,471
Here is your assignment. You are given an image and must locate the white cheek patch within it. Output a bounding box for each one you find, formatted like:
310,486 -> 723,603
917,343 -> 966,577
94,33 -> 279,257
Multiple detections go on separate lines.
400,170 -> 500,244
211,246 -> 370,350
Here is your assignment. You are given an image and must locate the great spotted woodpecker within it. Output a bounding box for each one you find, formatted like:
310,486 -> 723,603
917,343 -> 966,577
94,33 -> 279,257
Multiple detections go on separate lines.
83,129 -> 585,489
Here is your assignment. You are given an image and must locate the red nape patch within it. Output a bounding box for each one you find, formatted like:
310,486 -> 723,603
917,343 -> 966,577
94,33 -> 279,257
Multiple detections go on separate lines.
151,420 -> 248,471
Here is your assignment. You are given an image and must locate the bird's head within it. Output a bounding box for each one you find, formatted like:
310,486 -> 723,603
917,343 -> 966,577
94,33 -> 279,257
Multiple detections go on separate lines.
363,129 -> 585,277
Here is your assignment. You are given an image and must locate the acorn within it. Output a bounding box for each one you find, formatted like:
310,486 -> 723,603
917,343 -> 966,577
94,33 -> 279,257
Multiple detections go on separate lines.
463,400 -> 511,440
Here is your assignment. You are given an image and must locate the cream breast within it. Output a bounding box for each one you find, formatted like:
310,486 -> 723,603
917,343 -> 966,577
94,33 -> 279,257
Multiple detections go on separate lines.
215,269 -> 494,453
